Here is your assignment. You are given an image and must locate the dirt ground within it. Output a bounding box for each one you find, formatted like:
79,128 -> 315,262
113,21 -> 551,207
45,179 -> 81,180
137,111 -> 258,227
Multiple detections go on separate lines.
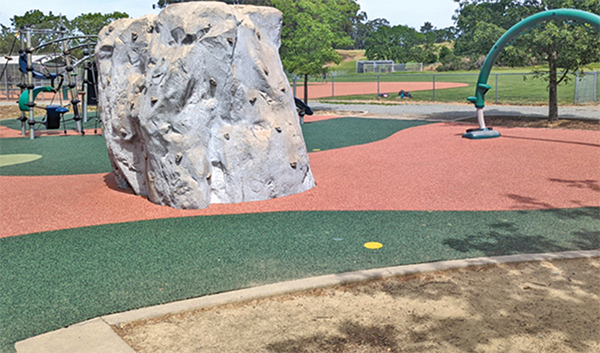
461,115 -> 599,131
114,257 -> 599,353
0,104 -> 21,120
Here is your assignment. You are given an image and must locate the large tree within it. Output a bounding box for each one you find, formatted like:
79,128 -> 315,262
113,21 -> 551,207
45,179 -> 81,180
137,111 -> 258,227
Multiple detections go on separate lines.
10,10 -> 73,52
272,0 -> 357,103
364,24 -> 425,63
71,12 -> 129,36
454,0 -> 600,121
352,16 -> 390,49
155,0 -> 272,8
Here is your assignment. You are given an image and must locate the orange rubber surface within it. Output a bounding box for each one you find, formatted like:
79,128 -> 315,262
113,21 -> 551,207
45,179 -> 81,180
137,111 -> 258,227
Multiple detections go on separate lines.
1,119 -> 598,238
295,81 -> 468,100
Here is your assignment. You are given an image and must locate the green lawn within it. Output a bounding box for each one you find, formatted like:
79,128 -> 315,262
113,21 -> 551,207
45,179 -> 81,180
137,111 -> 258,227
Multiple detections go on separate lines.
298,55 -> 600,105
315,70 -> 600,105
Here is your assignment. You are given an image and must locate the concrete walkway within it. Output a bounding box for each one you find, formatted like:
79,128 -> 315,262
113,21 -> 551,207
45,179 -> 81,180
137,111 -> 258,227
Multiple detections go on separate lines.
312,101 -> 600,121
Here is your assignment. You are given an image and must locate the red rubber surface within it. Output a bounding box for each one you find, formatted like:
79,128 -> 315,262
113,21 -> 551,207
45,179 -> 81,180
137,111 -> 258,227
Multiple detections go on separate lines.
1,121 -> 598,238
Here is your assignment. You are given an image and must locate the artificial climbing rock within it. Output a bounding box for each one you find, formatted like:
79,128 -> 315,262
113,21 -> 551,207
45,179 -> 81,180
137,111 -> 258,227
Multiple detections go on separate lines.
96,2 -> 315,209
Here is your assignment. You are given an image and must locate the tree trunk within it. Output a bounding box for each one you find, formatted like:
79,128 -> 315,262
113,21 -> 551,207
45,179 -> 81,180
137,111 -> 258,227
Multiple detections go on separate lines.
548,53 -> 559,122
304,74 -> 309,104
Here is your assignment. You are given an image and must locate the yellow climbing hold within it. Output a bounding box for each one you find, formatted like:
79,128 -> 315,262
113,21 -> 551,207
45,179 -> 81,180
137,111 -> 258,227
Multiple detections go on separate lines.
0,154 -> 42,167
364,242 -> 383,250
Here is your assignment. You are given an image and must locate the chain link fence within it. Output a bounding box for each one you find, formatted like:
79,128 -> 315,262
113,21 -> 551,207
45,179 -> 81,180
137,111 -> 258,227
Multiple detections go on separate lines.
291,71 -> 599,106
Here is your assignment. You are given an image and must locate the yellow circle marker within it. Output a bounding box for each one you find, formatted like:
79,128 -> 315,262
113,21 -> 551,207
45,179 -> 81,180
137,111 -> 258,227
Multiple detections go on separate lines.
312,149 -> 321,152
364,242 -> 383,250
0,154 -> 42,167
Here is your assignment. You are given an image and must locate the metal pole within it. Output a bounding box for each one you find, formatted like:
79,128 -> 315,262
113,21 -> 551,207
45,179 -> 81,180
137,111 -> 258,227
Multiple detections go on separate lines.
19,31 -> 27,136
377,75 -> 380,98
4,66 -> 8,100
495,74 -> 499,104
61,31 -> 82,133
592,71 -> 598,101
82,64 -> 89,123
292,76 -> 296,97
331,75 -> 334,99
574,72 -> 578,105
26,28 -> 35,140
432,74 -> 436,102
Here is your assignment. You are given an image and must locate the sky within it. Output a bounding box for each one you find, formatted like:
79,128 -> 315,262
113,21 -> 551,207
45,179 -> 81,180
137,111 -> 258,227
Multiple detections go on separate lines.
0,0 -> 460,30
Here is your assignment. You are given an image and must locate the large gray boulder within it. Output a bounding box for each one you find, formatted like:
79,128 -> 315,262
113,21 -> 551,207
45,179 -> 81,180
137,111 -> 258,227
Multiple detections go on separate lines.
96,2 -> 315,209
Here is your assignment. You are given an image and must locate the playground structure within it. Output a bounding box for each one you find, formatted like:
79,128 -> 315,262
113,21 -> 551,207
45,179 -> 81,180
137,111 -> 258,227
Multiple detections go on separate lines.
10,24 -> 98,139
464,8 -> 600,139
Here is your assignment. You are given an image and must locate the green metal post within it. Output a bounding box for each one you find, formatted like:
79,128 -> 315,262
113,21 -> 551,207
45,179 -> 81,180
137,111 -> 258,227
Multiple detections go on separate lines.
464,9 -> 600,139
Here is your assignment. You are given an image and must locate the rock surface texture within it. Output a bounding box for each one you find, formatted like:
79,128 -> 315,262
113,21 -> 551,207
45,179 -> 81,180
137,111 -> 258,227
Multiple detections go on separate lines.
96,2 -> 315,209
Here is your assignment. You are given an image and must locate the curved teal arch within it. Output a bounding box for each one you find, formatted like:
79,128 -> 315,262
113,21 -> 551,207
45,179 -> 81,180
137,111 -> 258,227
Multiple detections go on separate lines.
464,9 -> 600,139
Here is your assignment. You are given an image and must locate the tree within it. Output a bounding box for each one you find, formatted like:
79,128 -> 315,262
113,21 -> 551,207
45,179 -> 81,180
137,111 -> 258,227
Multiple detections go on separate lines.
72,12 -> 129,36
453,0 -> 600,121
364,24 -> 425,63
155,0 -> 272,9
10,10 -> 72,52
271,0 -> 356,103
352,16 -> 390,49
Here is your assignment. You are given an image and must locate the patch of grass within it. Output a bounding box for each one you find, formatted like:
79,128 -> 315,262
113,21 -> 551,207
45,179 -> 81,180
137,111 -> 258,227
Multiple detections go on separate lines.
321,71 -> 599,105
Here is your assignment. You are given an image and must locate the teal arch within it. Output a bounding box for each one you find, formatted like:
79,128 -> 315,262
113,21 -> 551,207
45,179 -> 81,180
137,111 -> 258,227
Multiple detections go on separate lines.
464,9 -> 600,139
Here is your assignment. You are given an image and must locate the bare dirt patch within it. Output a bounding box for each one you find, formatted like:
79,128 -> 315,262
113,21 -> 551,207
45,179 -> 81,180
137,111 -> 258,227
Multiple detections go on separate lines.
462,115 -> 599,131
0,104 -> 21,120
114,257 -> 599,353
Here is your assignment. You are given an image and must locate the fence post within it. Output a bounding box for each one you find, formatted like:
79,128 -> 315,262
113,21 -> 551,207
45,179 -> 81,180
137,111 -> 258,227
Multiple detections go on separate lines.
432,74 -> 436,102
495,74 -> 499,104
595,72 -> 598,102
292,76 -> 296,97
4,70 -> 8,101
574,72 -> 578,105
377,75 -> 380,98
331,75 -> 335,99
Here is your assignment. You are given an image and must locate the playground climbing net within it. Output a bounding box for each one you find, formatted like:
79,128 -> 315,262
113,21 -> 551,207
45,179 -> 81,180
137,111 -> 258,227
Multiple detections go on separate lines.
2,23 -> 99,139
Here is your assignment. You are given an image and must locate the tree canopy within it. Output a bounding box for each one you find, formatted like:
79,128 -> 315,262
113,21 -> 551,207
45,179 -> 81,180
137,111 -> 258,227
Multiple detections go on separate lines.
271,0 -> 358,101
453,0 -> 600,120
364,24 -> 425,63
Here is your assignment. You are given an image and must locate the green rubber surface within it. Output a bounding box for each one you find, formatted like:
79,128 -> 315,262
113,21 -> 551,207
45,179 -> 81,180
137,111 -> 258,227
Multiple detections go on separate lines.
0,135 -> 111,176
302,118 -> 433,152
1,208 -> 598,352
0,118 -> 432,176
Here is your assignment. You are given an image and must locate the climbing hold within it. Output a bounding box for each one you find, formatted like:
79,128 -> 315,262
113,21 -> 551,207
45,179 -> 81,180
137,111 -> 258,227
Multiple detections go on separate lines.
263,67 -> 269,76
290,162 -> 297,169
175,153 -> 183,165
151,96 -> 158,104
364,242 -> 383,250
210,78 -> 217,86
206,172 -> 212,180
249,97 -> 257,104
275,126 -> 282,133
224,133 -> 230,140
131,32 -> 138,41
227,37 -> 234,44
